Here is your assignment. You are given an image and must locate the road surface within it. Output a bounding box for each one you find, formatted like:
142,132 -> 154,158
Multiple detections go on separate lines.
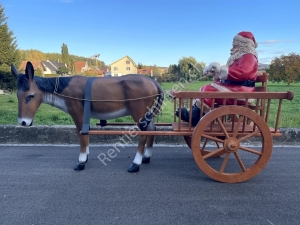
0,145 -> 299,225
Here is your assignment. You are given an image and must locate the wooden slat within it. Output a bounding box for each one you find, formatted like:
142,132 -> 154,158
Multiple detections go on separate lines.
172,91 -> 294,100
95,122 -> 171,126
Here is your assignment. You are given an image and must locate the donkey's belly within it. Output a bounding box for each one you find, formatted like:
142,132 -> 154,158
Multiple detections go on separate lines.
90,108 -> 131,120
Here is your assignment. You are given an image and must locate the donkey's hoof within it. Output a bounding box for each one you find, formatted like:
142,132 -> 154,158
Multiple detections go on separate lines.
142,157 -> 151,164
74,162 -> 85,171
128,163 -> 139,173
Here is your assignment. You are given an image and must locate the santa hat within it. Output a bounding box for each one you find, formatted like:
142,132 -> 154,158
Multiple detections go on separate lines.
233,31 -> 258,48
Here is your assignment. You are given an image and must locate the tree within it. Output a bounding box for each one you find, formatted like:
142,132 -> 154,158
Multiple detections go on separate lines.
282,53 -> 300,85
178,57 -> 203,81
0,3 -> 21,91
137,63 -> 143,69
267,57 -> 284,83
267,53 -> 300,85
61,43 -> 70,66
35,67 -> 44,77
57,66 -> 69,76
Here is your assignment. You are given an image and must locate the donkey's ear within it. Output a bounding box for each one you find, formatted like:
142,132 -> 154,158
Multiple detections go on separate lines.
25,61 -> 34,80
11,63 -> 20,79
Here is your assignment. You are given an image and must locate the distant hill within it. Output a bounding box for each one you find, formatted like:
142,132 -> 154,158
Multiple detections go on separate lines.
19,49 -> 105,68
258,63 -> 269,70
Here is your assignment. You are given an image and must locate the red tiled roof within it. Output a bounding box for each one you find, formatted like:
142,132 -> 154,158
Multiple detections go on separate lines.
137,68 -> 152,75
19,61 -> 44,71
75,61 -> 87,73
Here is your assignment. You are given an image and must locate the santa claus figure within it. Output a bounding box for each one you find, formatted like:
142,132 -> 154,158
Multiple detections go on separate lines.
176,31 -> 259,126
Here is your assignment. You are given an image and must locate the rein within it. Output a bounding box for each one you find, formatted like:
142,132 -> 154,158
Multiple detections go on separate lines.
53,76 -> 162,102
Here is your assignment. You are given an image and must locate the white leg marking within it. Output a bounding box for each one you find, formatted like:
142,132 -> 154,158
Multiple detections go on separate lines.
143,147 -> 152,158
79,146 -> 89,162
79,152 -> 87,163
133,152 -> 143,165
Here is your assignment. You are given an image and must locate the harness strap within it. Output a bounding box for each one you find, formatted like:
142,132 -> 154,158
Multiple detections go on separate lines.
81,77 -> 95,135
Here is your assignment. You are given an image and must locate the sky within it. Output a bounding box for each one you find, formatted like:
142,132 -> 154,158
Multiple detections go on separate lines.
1,0 -> 300,67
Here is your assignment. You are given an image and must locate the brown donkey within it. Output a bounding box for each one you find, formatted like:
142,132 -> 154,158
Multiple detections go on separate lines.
11,61 -> 164,172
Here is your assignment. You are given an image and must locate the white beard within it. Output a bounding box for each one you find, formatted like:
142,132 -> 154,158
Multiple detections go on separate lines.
226,42 -> 258,66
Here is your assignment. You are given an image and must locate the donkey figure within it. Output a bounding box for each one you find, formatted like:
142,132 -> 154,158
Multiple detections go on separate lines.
11,61 -> 164,172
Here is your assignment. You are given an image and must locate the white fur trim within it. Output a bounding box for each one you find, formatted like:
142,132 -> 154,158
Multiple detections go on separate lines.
211,83 -> 255,103
211,83 -> 231,92
219,65 -> 228,80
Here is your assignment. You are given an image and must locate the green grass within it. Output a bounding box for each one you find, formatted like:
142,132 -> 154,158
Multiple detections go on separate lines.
0,81 -> 299,127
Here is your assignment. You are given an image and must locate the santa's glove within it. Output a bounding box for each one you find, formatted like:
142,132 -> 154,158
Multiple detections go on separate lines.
203,62 -> 221,79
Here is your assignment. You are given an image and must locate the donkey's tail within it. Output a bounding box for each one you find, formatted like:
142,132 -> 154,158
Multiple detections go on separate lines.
152,80 -> 164,117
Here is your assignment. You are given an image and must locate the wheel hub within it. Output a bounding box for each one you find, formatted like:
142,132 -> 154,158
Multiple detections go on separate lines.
224,137 -> 240,153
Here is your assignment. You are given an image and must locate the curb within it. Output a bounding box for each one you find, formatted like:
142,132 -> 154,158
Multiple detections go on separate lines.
1,125 -> 300,146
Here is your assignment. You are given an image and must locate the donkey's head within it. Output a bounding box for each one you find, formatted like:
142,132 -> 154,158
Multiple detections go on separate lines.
11,62 -> 43,126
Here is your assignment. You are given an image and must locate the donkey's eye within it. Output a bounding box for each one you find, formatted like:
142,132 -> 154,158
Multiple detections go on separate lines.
26,94 -> 34,103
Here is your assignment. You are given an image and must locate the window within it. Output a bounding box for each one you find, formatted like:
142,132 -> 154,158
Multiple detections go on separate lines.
126,67 -> 130,71
114,67 -> 118,71
126,61 -> 130,64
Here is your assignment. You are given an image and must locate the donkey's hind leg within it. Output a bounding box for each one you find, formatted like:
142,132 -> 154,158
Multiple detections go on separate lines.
127,121 -> 156,172
74,134 -> 90,171
142,121 -> 156,164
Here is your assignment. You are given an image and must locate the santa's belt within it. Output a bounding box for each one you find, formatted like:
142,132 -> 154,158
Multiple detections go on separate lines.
220,80 -> 255,87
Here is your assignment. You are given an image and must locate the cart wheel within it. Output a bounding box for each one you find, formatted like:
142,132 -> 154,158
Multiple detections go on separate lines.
191,105 -> 273,183
184,135 -> 225,157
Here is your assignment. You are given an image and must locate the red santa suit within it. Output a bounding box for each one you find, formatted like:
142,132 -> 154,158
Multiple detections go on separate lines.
196,31 -> 259,110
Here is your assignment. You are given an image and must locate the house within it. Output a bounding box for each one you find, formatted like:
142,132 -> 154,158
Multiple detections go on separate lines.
41,60 -> 67,75
109,55 -> 137,76
74,61 -> 89,74
98,66 -> 110,76
137,66 -> 168,76
19,61 -> 45,73
137,68 -> 152,76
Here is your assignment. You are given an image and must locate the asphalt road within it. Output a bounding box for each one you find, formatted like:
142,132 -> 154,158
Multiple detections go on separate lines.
0,145 -> 299,225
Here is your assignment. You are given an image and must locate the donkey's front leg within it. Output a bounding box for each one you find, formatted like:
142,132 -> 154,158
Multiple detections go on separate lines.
142,121 -> 156,164
128,135 -> 147,173
74,134 -> 90,171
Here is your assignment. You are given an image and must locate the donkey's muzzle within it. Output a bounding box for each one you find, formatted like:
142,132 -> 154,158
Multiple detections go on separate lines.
18,118 -> 33,126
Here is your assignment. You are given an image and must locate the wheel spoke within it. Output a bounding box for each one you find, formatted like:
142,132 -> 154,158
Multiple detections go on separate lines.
220,153 -> 230,173
202,133 -> 225,143
239,146 -> 262,155
216,117 -> 230,138
233,115 -> 244,138
201,138 -> 208,150
238,129 -> 261,142
234,152 -> 247,172
203,147 -> 225,160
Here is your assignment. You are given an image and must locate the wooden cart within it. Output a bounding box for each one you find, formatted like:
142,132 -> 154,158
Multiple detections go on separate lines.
87,76 -> 294,183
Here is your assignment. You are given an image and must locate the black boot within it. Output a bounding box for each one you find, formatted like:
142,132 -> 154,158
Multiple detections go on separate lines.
100,120 -> 107,127
175,107 -> 190,123
191,105 -> 202,127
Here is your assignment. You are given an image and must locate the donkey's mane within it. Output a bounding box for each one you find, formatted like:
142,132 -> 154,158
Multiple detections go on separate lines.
18,75 -> 72,93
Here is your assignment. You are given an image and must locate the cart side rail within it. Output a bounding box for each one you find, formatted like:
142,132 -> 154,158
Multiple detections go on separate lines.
171,91 -> 294,135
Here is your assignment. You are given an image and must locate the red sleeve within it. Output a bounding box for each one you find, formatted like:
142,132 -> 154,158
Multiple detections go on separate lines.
227,54 -> 258,82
